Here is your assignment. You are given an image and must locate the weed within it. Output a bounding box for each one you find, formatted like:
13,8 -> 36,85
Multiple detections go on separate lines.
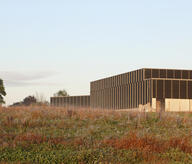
0,106 -> 192,163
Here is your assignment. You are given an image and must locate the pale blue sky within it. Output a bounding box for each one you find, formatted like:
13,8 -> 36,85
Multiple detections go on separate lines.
0,0 -> 192,105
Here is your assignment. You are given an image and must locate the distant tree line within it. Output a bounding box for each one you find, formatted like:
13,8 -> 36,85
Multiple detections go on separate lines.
10,90 -> 69,107
11,96 -> 38,107
0,78 -> 69,107
54,90 -> 69,97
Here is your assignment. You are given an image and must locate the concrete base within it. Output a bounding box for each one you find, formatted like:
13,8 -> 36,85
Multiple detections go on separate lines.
165,99 -> 192,112
152,98 -> 192,112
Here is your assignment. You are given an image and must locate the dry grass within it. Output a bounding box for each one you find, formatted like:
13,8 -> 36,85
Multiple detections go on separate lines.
0,106 -> 192,163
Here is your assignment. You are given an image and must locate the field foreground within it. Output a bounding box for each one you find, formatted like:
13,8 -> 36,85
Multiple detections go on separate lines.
0,107 -> 192,164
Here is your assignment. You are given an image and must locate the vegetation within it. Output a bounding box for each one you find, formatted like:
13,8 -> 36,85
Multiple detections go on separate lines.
0,79 -> 6,104
11,95 -> 49,107
54,89 -> 69,97
23,96 -> 37,106
35,92 -> 49,106
0,107 -> 192,163
11,96 -> 37,107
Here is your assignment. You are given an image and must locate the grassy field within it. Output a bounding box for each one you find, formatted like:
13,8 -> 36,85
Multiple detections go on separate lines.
0,106 -> 192,164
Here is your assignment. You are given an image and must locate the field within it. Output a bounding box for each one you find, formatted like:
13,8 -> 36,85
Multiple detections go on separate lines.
0,107 -> 192,164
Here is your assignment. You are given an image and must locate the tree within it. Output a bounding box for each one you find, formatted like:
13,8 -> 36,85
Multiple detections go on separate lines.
54,89 -> 69,97
10,94 -> 50,107
0,79 -> 6,104
23,96 -> 37,106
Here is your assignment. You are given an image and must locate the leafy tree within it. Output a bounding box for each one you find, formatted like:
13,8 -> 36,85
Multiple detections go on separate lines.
23,96 -> 37,106
0,79 -> 6,104
54,89 -> 69,97
10,94 -> 49,107
11,96 -> 37,107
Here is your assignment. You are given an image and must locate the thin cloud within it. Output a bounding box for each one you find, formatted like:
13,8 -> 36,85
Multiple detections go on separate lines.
0,71 -> 60,87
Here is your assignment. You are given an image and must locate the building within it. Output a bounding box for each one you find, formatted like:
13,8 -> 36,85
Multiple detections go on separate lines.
51,68 -> 192,112
90,68 -> 192,111
50,95 -> 90,108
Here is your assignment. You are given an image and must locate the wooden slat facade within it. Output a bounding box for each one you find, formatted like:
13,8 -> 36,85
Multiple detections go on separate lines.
51,96 -> 90,108
90,68 -> 192,109
50,68 -> 192,110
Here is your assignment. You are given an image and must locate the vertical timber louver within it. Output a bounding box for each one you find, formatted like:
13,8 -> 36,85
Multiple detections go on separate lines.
51,68 -> 192,110
90,68 -> 192,110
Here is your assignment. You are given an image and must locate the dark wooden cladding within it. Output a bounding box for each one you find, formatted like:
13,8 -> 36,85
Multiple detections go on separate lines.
144,68 -> 192,80
167,70 -> 174,79
175,70 -> 181,79
90,68 -> 192,110
151,79 -> 192,100
157,80 -> 163,98
160,69 -> 166,78
153,80 -> 156,98
182,70 -> 189,79
91,79 -> 152,109
51,68 -> 192,110
172,80 -> 179,98
180,81 -> 186,99
188,81 -> 192,99
145,69 -> 151,79
165,80 -> 171,98
152,69 -> 159,78
51,96 -> 90,108
91,69 -> 144,92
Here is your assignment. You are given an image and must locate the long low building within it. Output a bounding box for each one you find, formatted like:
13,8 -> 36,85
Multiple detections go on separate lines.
51,68 -> 192,112
50,95 -> 90,108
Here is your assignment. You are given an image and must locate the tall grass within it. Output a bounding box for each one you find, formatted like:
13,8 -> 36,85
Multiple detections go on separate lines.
0,106 -> 192,163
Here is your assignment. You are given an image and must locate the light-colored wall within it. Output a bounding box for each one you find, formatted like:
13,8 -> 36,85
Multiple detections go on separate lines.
190,100 -> 192,111
165,99 -> 191,112
152,98 -> 156,110
152,98 -> 192,112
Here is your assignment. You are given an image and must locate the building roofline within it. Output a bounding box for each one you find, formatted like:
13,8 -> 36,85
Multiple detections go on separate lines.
51,95 -> 90,98
142,68 -> 192,71
90,68 -> 144,83
91,68 -> 192,83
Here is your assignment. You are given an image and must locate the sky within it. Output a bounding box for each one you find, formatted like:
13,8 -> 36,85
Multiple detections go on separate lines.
0,0 -> 192,105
